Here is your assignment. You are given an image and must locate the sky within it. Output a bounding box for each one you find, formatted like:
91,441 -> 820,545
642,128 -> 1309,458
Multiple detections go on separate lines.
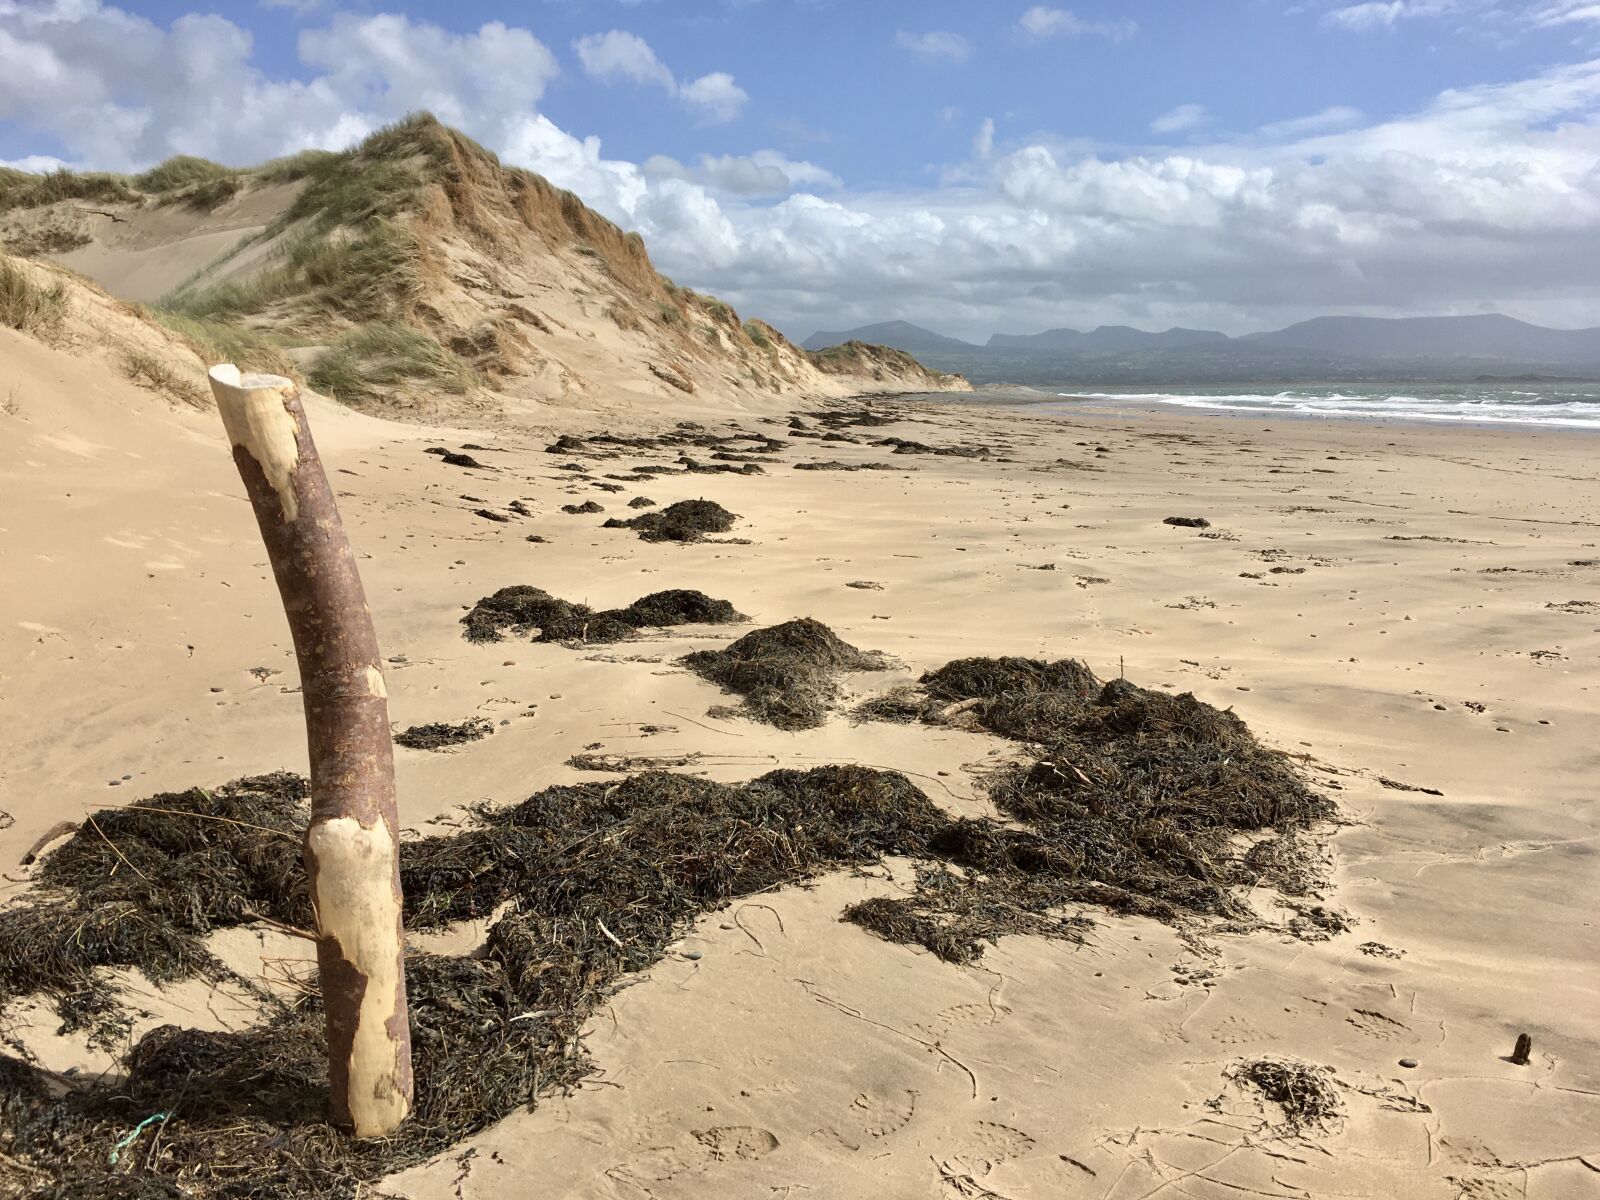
5,2 -> 1600,341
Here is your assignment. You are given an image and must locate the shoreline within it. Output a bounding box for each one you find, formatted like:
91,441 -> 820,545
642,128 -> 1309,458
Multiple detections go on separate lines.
899,384 -> 1600,435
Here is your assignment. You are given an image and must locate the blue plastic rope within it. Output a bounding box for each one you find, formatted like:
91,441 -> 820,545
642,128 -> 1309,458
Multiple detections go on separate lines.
108,1111 -> 169,1164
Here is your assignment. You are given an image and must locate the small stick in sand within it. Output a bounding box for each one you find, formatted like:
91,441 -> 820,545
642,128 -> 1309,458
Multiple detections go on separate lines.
207,365 -> 413,1138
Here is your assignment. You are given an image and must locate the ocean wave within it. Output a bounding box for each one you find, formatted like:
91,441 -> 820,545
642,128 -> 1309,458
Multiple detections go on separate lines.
1065,388 -> 1600,429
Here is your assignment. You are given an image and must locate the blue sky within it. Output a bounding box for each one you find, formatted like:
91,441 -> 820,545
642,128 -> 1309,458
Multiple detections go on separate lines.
5,1 -> 1600,339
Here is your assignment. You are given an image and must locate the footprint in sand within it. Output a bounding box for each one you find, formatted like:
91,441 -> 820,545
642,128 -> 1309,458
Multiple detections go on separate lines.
608,1124 -> 779,1187
691,1125 -> 780,1162
810,1089 -> 917,1152
937,1121 -> 1039,1194
1347,1007 -> 1410,1041
952,1121 -> 1038,1176
933,1002 -> 1013,1035
852,1089 -> 918,1139
1209,1014 -> 1266,1045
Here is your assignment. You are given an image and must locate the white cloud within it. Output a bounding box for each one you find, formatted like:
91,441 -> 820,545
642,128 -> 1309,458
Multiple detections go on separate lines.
895,30 -> 971,62
1318,0 -> 1480,30
1322,2 -> 1407,30
1,153 -> 72,172
973,117 -> 996,161
1151,104 -> 1209,134
1532,1 -> 1600,26
1255,105 -> 1364,138
1018,6 -> 1138,41
643,149 -> 839,195
574,29 -> 747,123
0,5 -> 560,170
678,72 -> 748,124
574,30 -> 674,90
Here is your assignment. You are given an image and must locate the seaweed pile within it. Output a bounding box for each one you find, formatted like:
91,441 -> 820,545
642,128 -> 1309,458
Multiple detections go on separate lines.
681,618 -> 889,730
545,426 -> 787,459
0,657 -> 1336,1197
851,656 -> 1336,929
800,408 -> 898,430
460,586 -> 744,644
1227,1058 -> 1344,1134
0,766 -> 948,1199
394,718 -> 494,751
0,774 -> 310,1047
603,499 -> 738,543
872,436 -> 992,459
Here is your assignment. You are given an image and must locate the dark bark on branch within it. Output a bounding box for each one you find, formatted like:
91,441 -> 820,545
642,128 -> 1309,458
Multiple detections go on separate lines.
208,366 -> 413,1137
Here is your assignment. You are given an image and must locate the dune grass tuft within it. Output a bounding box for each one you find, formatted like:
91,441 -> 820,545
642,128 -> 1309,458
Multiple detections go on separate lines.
121,349 -> 208,408
0,259 -> 68,336
145,310 -> 298,380
254,148 -> 344,185
133,156 -> 237,195
164,220 -> 422,324
309,322 -> 474,405
0,168 -> 141,212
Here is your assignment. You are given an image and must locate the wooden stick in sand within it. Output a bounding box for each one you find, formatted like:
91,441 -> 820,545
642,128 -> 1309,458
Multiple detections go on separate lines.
207,365 -> 413,1138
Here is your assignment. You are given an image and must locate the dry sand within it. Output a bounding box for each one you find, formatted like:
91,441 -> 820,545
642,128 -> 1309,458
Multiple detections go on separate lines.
1,335 -> 1596,1197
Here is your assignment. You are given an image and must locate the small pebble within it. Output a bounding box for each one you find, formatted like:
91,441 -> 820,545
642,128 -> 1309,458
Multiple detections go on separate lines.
1399,1058 -> 1418,1068
682,950 -> 703,960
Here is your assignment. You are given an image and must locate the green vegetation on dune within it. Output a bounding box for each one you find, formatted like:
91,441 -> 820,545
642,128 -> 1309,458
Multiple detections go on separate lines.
309,321 -> 475,405
743,320 -> 773,350
162,174 -> 243,212
253,148 -> 343,185
0,168 -> 141,212
0,259 -> 68,336
143,309 -> 299,380
120,348 -> 208,408
132,155 -> 237,195
159,115 -> 447,327
162,219 -> 421,323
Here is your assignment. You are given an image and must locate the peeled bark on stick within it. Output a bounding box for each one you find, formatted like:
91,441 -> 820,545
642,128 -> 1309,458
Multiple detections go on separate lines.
207,365 -> 413,1138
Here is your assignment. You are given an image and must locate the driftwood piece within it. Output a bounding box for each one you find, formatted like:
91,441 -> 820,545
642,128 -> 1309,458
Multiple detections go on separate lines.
1510,1032 -> 1533,1066
207,365 -> 412,1137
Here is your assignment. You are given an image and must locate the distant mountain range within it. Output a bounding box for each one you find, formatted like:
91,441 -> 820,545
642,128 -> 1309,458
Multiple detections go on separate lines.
987,325 -> 1228,353
802,315 -> 1600,384
802,320 -> 981,353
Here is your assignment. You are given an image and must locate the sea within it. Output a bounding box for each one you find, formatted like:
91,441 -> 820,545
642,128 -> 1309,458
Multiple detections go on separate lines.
1040,381 -> 1600,431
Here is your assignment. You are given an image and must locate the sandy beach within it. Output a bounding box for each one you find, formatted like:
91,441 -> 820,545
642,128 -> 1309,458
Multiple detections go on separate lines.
3,342 -> 1596,1197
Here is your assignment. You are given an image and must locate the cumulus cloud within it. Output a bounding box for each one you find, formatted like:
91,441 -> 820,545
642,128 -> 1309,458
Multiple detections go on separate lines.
574,29 -> 747,123
574,30 -> 674,89
643,148 -> 839,195
0,4 -> 559,169
678,72 -> 749,124
1018,6 -> 1138,41
895,30 -> 972,62
5,3 -> 1600,339
1151,104 -> 1208,134
1,152 -> 71,172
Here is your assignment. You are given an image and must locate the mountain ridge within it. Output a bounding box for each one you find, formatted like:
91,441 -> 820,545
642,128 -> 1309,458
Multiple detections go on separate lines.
805,314 -> 1600,383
